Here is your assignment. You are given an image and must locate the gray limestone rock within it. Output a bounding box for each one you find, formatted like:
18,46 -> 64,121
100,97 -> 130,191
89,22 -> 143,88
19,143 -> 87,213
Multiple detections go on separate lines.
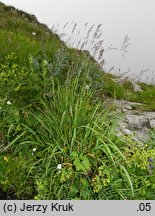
125,114 -> 150,130
114,103 -> 155,144
149,119 -> 155,129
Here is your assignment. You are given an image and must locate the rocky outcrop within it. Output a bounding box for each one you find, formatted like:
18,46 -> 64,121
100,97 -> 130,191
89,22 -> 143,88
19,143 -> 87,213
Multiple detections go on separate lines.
116,110 -> 155,144
107,99 -> 155,144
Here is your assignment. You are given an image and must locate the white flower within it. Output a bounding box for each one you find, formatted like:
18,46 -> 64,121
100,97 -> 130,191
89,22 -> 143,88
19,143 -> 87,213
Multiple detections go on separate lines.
7,100 -> 11,105
57,164 -> 62,170
32,32 -> 36,36
33,148 -> 37,152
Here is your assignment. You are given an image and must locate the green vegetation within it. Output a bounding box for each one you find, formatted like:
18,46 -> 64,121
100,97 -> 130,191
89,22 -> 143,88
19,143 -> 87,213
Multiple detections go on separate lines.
0,2 -> 155,199
100,77 -> 155,111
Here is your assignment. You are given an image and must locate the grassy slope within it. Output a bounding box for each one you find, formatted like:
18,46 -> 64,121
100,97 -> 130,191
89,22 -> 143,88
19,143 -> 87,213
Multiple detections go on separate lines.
0,2 -> 101,69
1,2 -> 155,111
0,2 -> 155,200
0,2 -> 63,64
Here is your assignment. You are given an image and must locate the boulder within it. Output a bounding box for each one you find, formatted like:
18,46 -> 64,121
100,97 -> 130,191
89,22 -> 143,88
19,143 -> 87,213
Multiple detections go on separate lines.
113,102 -> 155,144
125,114 -> 150,130
150,119 -> 155,129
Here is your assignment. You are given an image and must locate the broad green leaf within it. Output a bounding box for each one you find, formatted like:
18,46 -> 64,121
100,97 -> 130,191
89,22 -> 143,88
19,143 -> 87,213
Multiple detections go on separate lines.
82,157 -> 91,171
73,158 -> 86,172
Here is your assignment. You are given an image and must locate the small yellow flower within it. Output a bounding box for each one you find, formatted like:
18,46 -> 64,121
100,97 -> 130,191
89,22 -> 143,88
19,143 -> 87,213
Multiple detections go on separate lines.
4,156 -> 8,162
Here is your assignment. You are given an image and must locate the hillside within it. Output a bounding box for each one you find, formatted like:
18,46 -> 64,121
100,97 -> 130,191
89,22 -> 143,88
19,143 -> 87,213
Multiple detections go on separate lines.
0,2 -> 155,200
0,2 -> 101,69
1,1 -> 155,110
0,2 -> 63,64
